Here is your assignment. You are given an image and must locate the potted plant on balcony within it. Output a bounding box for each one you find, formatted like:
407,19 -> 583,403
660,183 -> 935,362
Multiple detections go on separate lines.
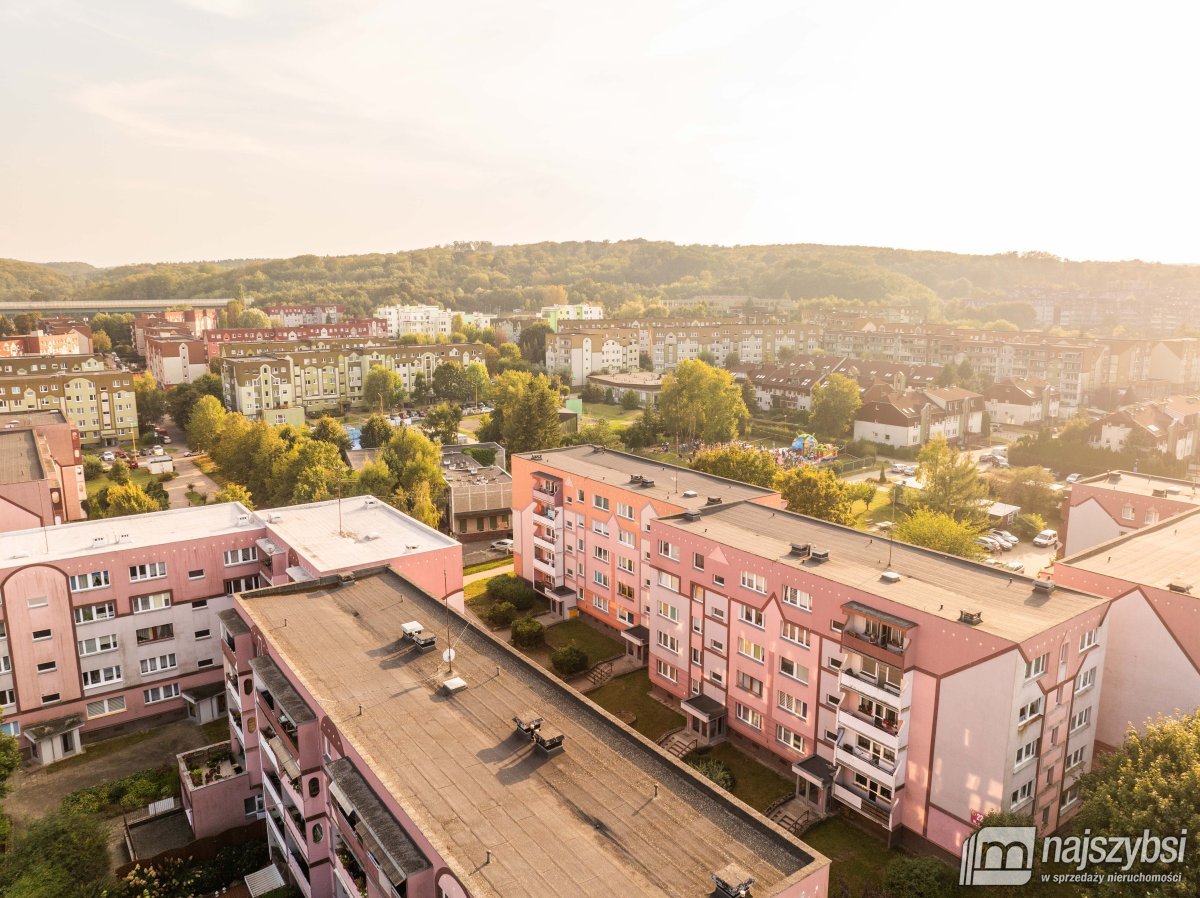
190,768 -> 204,787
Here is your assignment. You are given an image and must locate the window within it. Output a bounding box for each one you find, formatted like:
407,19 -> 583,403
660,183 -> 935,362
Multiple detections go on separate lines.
617,581 -> 635,600
69,570 -> 110,591
657,632 -> 680,653
1065,746 -> 1086,770
1079,628 -> 1099,652
779,656 -> 809,684
739,606 -> 764,628
1010,780 -> 1033,808
223,547 -> 258,566
657,540 -> 679,561
1014,737 -> 1039,767
31,627 -> 53,642
592,570 -> 610,589
781,621 -> 810,647
1061,784 -> 1080,809
78,633 -> 118,655
591,520 -> 609,537
783,586 -> 812,610
191,599 -> 208,609
143,683 -> 181,704
27,595 -> 48,609
74,602 -> 115,624
129,562 -> 167,582
713,574 -> 725,587
577,489 -> 585,501
42,693 -> 61,705
618,529 -> 635,547
775,724 -> 805,752
198,658 -> 214,668
709,669 -> 724,685
617,502 -> 634,520
188,569 -> 205,580
1018,697 -> 1043,723
777,691 -> 808,720
740,571 -> 766,594
617,556 -> 634,573
657,600 -> 679,622
657,570 -> 680,593
830,619 -> 844,633
1075,667 -> 1096,693
1121,503 -> 1134,521
592,594 -> 609,613
225,575 -> 261,594
1145,508 -> 1159,524
655,659 -> 677,683
737,636 -> 764,662
736,671 -> 763,697
36,661 -> 57,673
690,646 -> 701,665
1024,653 -> 1047,679
693,553 -> 706,571
593,495 -> 609,511
136,623 -> 174,644
593,546 -> 609,563
82,665 -> 122,688
0,689 -> 13,707
132,592 -> 172,613
1070,706 -> 1092,732
140,653 -> 177,675
617,608 -> 634,625
735,703 -> 763,730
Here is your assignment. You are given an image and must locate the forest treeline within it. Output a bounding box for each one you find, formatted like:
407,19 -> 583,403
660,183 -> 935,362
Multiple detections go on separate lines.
3,240 -> 1197,323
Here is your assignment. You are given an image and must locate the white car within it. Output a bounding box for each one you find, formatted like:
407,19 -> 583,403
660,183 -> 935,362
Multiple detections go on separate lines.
1065,473 -> 1081,484
100,450 -> 115,462
151,445 -> 165,457
489,539 -> 513,552
1033,529 -> 1058,548
993,529 -> 1020,545
1003,560 -> 1025,573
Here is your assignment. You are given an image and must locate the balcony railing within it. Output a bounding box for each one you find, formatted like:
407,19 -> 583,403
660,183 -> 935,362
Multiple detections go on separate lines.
842,629 -> 906,662
832,781 -> 895,828
839,741 -> 897,775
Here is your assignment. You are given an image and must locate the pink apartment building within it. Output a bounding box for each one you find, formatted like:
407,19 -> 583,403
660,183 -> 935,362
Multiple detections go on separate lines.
203,321 -> 389,360
511,446 -> 783,647
1059,470 -> 1200,556
644,501 -> 1111,857
0,496 -> 462,765
186,566 -> 830,898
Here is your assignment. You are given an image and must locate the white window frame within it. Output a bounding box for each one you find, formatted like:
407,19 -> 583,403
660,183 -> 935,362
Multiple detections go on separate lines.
739,606 -> 765,628
782,586 -> 812,610
740,571 -> 766,594
1075,667 -> 1096,694
779,656 -> 809,684
657,600 -> 679,622
129,561 -> 167,582
74,602 -> 116,624
617,502 -> 634,520
781,620 -> 810,647
737,636 -> 764,663
1070,706 -> 1092,732
657,631 -> 680,653
69,570 -> 111,592
655,659 -> 677,683
657,570 -> 681,593
777,690 -> 808,720
132,591 -> 172,614
139,653 -> 178,675
1024,653 -> 1047,680
657,540 -> 680,561
143,683 -> 181,705
82,665 -> 123,688
223,547 -> 258,566
78,633 -> 118,656
1079,628 -> 1099,652
735,703 -> 763,731
775,723 -> 805,752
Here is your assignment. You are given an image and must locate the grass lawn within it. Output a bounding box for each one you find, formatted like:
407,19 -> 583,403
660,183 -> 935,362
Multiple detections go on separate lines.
684,742 -> 793,813
544,618 -> 625,662
581,402 -> 641,427
464,556 -> 512,575
465,586 -> 551,623
464,579 -> 490,601
86,467 -> 156,498
192,456 -> 230,487
588,669 -> 685,741
804,816 -> 896,896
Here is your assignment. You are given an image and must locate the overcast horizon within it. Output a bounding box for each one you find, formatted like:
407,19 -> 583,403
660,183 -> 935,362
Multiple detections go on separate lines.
4,1 -> 1199,268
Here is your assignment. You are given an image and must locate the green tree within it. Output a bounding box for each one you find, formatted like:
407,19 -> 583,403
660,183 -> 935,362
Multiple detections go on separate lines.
579,382 -> 605,403
407,480 -> 440,529
1012,511 -> 1047,539
186,395 -> 228,452
882,856 -> 958,898
994,466 -> 1058,519
363,366 -> 405,411
1075,711 -> 1200,898
518,321 -> 553,363
1058,412 -> 1092,444
504,374 -> 563,454
354,460 -> 398,499
690,444 -> 778,487
431,361 -> 469,403
101,482 -> 161,517
774,467 -> 853,524
0,714 -> 19,798
214,483 -> 255,509
381,426 -> 447,505
916,436 -> 990,525
892,507 -> 985,559
82,455 -> 104,480
359,414 -> 394,449
809,373 -> 861,439
423,402 -> 463,445
658,360 -> 748,443
193,371 -> 224,400
620,389 -> 641,410
166,383 -> 200,430
463,361 -> 491,406
310,416 -> 351,452
133,373 -> 166,432
411,372 -> 434,404
0,807 -> 111,898
462,446 -> 497,467
566,419 -> 624,449
234,308 -> 271,328
845,481 -> 879,509
107,458 -> 130,485
92,330 -> 112,353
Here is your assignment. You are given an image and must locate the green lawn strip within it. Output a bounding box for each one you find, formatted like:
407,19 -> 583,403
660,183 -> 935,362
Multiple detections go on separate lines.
465,585 -> 551,623
803,816 -> 896,896
581,402 -> 641,425
543,618 -> 625,664
86,467 -> 156,498
587,669 -> 685,741
683,742 -> 793,813
463,557 -> 512,575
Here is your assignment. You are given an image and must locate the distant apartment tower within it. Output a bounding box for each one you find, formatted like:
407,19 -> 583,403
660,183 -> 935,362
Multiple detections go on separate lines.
203,320 -> 388,360
145,335 -> 209,387
539,303 -> 604,330
0,497 -> 463,765
376,304 -> 453,339
544,327 -> 641,386
0,330 -> 92,358
262,304 -> 343,327
0,357 -> 138,446
0,410 -> 86,530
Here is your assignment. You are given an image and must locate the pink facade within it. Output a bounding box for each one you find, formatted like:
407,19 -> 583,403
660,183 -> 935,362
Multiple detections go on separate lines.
0,331 -> 90,357
1060,472 -> 1199,556
204,320 -> 387,360
146,336 -> 209,386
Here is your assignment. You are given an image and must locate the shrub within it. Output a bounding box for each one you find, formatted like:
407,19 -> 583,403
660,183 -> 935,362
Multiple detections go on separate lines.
579,383 -> 604,403
82,455 -> 104,479
62,765 -> 178,817
511,618 -> 544,648
1013,511 -> 1048,540
550,644 -> 589,675
687,756 -> 735,791
487,574 -> 537,610
157,472 -> 178,482
484,601 -> 516,628
882,855 -> 959,898
620,390 -> 641,410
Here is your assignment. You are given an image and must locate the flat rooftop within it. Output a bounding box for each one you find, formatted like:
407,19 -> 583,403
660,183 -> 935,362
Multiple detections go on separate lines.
253,496 -> 457,574
237,570 -> 824,898
660,502 -> 1105,643
0,409 -> 68,426
1061,505 -> 1200,590
1072,470 -> 1200,502
0,431 -> 45,484
519,445 -> 778,510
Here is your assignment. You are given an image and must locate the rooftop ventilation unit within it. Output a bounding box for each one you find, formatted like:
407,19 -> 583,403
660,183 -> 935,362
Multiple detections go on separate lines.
118,533 -> 132,544
1168,580 -> 1192,594
1167,486 -> 1182,495
809,548 -> 830,562
682,490 -> 698,498
91,536 -> 105,547
958,609 -> 983,625
267,513 -> 282,523
1032,579 -> 1056,593
641,478 -> 656,487
880,571 -> 900,584
530,454 -> 542,461
1152,488 -> 1168,498
682,510 -> 701,521
236,513 -> 250,525
706,496 -> 722,505
1107,472 -> 1121,483
442,676 -> 468,694
629,474 -> 643,483
789,543 -> 811,558
363,497 -> 378,507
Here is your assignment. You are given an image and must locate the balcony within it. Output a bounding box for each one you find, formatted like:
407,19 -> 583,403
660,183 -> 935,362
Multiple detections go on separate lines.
837,707 -> 904,752
839,666 -> 908,709
532,529 -> 559,551
266,806 -> 287,849
334,843 -> 369,898
841,629 -> 907,666
532,483 -> 561,505
838,740 -> 904,787
532,504 -> 558,527
285,803 -> 307,840
833,781 -> 896,829
287,846 -> 312,897
179,742 -> 246,792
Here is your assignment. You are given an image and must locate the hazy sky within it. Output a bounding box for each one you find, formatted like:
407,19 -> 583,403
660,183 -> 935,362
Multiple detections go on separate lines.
2,1 -> 1197,267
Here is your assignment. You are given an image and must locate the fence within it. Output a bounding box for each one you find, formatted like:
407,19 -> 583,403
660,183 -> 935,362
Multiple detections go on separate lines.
116,818 -> 267,879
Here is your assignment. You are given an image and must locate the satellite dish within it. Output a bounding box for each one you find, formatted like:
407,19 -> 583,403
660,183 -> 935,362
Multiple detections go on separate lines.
442,648 -> 456,663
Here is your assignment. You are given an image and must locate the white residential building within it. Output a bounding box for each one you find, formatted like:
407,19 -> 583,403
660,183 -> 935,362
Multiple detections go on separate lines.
376,304 -> 454,339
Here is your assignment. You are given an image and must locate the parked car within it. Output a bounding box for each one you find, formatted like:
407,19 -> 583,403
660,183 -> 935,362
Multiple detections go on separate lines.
100,450 -> 115,462
1003,560 -> 1025,573
1033,529 -> 1059,547
151,445 -> 165,457
182,450 -> 195,457
490,539 -> 514,552
975,536 -> 1001,553
991,529 -> 1020,546
161,435 -> 172,443
992,458 -> 1011,468
979,453 -> 996,464
888,464 -> 907,474
1065,473 -> 1081,483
